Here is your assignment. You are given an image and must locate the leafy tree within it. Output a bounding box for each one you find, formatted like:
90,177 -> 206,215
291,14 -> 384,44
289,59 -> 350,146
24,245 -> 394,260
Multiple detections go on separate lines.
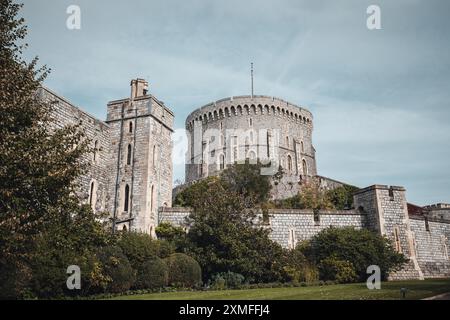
325,185 -> 359,210
300,227 -> 408,281
0,1 -> 110,298
184,176 -> 285,283
273,180 -> 335,210
220,160 -> 273,206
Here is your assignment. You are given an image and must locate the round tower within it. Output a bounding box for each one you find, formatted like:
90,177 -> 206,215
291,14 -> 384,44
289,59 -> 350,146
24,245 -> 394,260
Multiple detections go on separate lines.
185,95 -> 317,184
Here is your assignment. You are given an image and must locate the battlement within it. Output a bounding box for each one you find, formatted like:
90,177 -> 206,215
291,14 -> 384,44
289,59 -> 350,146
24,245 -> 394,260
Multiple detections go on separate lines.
185,95 -> 313,130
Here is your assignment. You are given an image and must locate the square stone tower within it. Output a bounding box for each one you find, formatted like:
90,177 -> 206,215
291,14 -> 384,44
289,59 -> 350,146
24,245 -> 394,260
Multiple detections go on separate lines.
354,185 -> 424,280
106,79 -> 174,235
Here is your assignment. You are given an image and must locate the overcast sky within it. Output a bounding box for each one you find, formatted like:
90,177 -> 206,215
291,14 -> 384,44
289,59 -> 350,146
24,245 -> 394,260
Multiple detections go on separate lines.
20,0 -> 450,205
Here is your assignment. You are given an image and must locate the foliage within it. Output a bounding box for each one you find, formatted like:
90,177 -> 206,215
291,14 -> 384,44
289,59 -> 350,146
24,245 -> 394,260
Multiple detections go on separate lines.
273,181 -> 334,210
0,0 -> 114,299
281,248 -> 319,284
135,257 -> 169,289
220,160 -> 273,206
184,175 -> 286,283
300,227 -> 408,281
164,253 -> 202,288
117,231 -> 171,268
210,271 -> 245,289
325,185 -> 359,210
97,246 -> 136,293
155,222 -> 187,251
318,256 -> 358,283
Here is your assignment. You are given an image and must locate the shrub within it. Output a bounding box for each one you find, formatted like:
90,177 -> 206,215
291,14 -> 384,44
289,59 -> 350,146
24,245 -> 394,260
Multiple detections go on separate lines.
97,246 -> 135,293
135,257 -> 169,289
301,227 -> 408,281
164,253 -> 202,288
210,272 -> 245,289
318,257 -> 358,283
117,232 -> 160,268
281,248 -> 319,284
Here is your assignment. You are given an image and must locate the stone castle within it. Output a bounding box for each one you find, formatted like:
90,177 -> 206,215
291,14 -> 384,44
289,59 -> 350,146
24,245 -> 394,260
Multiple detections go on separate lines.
42,78 -> 450,280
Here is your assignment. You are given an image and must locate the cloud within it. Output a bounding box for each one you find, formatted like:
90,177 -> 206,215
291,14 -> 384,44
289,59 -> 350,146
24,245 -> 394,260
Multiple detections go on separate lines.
20,0 -> 450,204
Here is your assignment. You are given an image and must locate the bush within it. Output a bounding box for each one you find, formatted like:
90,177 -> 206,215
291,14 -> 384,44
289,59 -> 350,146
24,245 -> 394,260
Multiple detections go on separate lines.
210,272 -> 245,289
117,232 -> 167,268
164,253 -> 202,288
135,257 -> 169,289
281,248 -> 319,284
301,227 -> 408,281
97,246 -> 135,293
318,257 -> 358,283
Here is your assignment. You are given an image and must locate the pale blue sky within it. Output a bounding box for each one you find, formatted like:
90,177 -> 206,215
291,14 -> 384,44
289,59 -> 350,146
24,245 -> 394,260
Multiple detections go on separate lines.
20,0 -> 450,205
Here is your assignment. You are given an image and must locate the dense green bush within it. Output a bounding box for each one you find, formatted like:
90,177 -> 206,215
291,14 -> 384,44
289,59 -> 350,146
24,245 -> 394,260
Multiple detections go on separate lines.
97,246 -> 136,293
281,249 -> 319,284
117,232 -> 174,268
300,227 -> 408,281
318,256 -> 358,283
135,257 -> 169,289
164,253 -> 202,288
210,272 -> 245,289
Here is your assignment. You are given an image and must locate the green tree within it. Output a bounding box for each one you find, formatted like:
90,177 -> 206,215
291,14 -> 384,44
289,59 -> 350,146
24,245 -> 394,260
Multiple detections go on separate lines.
185,176 -> 285,283
0,1 -> 110,298
325,185 -> 359,210
300,227 -> 408,281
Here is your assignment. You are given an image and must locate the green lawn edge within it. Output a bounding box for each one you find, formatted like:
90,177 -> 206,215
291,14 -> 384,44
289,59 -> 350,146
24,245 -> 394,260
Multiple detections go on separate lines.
107,278 -> 450,300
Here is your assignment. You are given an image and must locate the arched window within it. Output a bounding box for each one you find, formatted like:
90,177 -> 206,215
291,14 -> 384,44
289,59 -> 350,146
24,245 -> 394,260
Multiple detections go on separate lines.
122,225 -> 127,231
129,121 -> 133,133
286,136 -> 289,148
93,140 -> 98,163
302,159 -> 308,175
248,150 -> 256,161
126,144 -> 132,165
89,181 -> 95,207
124,184 -> 130,212
301,141 -> 304,153
287,155 -> 292,172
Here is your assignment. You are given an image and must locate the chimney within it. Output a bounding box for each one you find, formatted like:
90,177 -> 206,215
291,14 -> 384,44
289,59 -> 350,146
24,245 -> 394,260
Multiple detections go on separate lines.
130,78 -> 149,99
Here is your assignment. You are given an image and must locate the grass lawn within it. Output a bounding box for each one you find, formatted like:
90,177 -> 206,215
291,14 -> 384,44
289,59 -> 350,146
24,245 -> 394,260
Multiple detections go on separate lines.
110,278 -> 450,300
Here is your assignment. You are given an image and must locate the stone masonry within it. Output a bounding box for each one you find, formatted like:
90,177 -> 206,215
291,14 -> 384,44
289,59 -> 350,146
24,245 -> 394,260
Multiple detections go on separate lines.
43,81 -> 449,280
42,79 -> 174,235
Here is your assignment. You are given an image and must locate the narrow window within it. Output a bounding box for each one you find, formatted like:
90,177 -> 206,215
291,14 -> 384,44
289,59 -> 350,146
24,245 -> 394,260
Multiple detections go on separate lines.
219,154 -> 225,170
93,140 -> 98,163
301,141 -> 304,153
287,155 -> 292,172
89,181 -> 95,207
129,121 -> 133,133
126,144 -> 132,165
288,228 -> 296,249
249,118 -> 253,127
122,225 -> 127,231
302,159 -> 308,175
152,145 -> 157,167
124,184 -> 130,212
389,187 -> 395,201
286,136 -> 289,148
425,217 -> 430,232
150,185 -> 154,212
313,210 -> 320,225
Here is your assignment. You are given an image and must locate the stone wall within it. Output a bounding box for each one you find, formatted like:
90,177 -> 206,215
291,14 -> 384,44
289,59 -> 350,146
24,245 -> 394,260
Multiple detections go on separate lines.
41,79 -> 174,236
184,95 -> 317,188
410,216 -> 450,278
267,209 -> 366,249
39,87 -> 113,215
